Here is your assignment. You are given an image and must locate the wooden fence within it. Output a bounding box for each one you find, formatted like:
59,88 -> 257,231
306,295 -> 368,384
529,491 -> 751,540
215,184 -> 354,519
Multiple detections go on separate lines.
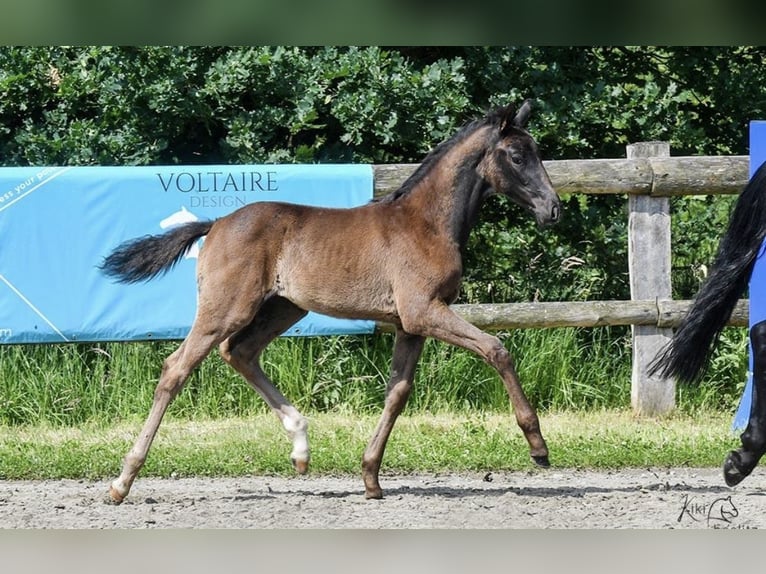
372,146 -> 752,416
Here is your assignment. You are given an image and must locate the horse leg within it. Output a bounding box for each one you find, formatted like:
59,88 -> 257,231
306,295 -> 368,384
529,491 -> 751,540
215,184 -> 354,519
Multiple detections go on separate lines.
724,320 -> 766,486
110,250 -> 267,503
109,326 -> 226,503
362,329 -> 425,499
219,296 -> 312,474
401,300 -> 549,466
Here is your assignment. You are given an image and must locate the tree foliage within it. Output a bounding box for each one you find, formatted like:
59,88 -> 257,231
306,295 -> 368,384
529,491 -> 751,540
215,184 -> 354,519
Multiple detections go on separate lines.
2,46 -> 764,302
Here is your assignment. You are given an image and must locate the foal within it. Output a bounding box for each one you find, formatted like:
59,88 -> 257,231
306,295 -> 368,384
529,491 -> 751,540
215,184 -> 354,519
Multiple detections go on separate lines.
102,100 -> 561,502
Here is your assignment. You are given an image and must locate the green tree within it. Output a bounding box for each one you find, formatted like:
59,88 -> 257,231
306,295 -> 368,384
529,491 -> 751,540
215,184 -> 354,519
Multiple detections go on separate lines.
2,46 -> 765,303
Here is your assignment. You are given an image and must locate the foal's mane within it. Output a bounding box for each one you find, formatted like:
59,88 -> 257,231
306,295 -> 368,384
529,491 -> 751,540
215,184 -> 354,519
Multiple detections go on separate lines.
375,105 -> 512,203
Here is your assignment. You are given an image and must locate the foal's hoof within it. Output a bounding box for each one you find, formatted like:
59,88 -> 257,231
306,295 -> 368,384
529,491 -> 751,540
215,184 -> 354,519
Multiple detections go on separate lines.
364,486 -> 384,500
291,457 -> 310,475
108,485 -> 126,505
532,455 -> 550,468
723,451 -> 748,487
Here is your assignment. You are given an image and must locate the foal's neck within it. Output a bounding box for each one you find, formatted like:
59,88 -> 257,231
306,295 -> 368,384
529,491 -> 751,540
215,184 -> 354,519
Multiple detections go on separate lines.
406,137 -> 493,252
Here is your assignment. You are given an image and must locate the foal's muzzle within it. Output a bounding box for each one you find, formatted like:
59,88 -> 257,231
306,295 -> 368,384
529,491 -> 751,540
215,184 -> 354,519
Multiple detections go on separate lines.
533,195 -> 562,227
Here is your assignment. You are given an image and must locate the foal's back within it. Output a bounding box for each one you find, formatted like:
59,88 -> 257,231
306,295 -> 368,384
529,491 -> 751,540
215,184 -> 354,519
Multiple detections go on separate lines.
197,198 -> 449,324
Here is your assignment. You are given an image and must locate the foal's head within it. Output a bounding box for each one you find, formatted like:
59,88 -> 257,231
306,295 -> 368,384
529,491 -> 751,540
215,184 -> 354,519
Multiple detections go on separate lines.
479,100 -> 561,226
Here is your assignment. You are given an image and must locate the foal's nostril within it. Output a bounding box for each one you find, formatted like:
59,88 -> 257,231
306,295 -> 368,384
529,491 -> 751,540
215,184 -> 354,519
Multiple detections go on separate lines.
551,203 -> 561,222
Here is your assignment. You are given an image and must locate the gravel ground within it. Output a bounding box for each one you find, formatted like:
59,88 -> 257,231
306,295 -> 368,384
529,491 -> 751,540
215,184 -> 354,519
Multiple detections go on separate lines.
1,467 -> 765,529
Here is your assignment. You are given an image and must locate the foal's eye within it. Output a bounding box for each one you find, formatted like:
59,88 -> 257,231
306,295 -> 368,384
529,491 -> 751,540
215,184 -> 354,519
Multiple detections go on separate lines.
510,154 -> 523,165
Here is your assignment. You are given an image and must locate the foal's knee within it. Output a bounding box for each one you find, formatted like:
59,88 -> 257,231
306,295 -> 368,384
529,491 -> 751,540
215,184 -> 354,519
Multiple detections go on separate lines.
485,338 -> 514,370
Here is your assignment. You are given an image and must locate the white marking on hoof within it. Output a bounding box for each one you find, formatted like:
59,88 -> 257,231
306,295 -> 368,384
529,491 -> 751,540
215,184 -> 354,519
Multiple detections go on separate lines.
281,410 -> 310,473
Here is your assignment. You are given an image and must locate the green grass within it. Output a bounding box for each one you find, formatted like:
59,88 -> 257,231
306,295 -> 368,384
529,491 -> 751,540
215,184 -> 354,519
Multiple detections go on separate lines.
0,326 -> 749,481
1,326 -> 746,427
0,410 -> 741,480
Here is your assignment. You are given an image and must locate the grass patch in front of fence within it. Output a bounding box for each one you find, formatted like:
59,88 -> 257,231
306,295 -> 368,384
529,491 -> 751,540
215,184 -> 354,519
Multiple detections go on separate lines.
1,326 -> 727,425
0,409 -> 740,480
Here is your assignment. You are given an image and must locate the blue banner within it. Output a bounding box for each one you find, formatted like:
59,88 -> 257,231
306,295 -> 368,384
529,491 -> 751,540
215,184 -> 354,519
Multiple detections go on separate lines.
732,121 -> 766,429
0,164 -> 375,343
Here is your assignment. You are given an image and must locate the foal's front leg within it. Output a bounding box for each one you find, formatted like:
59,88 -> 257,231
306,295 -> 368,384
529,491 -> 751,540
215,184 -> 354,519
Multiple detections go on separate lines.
362,329 -> 425,499
402,301 -> 549,467
724,320 -> 766,486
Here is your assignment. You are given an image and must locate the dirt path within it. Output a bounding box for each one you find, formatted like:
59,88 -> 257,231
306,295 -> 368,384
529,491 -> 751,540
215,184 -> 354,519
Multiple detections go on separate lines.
1,467 -> 765,529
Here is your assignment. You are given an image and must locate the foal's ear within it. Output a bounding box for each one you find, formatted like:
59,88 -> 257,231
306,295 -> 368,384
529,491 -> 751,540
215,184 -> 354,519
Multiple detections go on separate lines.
512,99 -> 533,128
499,99 -> 534,134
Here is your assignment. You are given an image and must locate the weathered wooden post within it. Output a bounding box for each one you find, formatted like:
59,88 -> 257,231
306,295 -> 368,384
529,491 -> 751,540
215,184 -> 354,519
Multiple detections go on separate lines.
627,141 -> 675,415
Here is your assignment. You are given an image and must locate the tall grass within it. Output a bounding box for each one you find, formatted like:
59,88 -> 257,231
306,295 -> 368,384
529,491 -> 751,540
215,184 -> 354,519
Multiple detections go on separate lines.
0,326 -> 748,427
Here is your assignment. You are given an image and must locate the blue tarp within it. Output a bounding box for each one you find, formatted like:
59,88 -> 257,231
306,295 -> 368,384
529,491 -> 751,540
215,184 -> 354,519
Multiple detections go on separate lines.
0,164 -> 375,343
732,121 -> 766,430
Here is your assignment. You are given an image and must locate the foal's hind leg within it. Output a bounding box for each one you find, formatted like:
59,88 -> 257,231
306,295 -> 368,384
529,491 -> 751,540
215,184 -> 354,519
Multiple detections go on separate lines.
110,264 -> 265,502
362,329 -> 425,499
110,326 -> 228,503
724,320 -> 766,486
219,296 -> 312,474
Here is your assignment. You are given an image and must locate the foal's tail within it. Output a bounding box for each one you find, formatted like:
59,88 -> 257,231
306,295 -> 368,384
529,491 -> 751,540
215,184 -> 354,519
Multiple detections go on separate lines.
101,220 -> 214,284
649,161 -> 766,383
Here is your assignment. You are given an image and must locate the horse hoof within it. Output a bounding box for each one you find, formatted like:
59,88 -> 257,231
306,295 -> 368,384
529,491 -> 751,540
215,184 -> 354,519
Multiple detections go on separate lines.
365,487 -> 383,500
108,485 -> 126,505
532,455 -> 550,468
723,452 -> 747,487
291,457 -> 309,475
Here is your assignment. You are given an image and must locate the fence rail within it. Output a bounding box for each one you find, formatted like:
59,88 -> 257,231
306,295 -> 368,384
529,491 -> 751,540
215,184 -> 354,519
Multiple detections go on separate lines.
373,149 -> 751,416
375,299 -> 748,333
372,154 -> 750,198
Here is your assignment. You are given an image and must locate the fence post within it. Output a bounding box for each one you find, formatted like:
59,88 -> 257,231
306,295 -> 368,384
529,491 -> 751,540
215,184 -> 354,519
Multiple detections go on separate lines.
626,142 -> 675,415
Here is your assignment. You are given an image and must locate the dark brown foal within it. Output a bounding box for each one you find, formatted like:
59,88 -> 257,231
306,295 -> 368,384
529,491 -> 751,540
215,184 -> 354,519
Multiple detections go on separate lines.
103,99 -> 561,503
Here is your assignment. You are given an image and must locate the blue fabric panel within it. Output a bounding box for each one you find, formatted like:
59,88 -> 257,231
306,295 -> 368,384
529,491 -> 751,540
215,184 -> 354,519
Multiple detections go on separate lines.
0,164 -> 375,343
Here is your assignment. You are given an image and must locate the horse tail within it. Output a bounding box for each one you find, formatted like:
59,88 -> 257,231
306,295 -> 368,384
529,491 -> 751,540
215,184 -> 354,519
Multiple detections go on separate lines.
101,220 -> 214,284
649,160 -> 766,383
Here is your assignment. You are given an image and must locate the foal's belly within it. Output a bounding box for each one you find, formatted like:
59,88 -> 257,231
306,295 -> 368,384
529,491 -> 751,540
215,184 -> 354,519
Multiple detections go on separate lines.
275,257 -> 400,324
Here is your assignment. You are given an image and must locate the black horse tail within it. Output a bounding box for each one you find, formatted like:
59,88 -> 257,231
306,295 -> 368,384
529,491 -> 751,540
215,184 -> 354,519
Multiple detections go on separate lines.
650,160 -> 766,383
100,220 -> 214,284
